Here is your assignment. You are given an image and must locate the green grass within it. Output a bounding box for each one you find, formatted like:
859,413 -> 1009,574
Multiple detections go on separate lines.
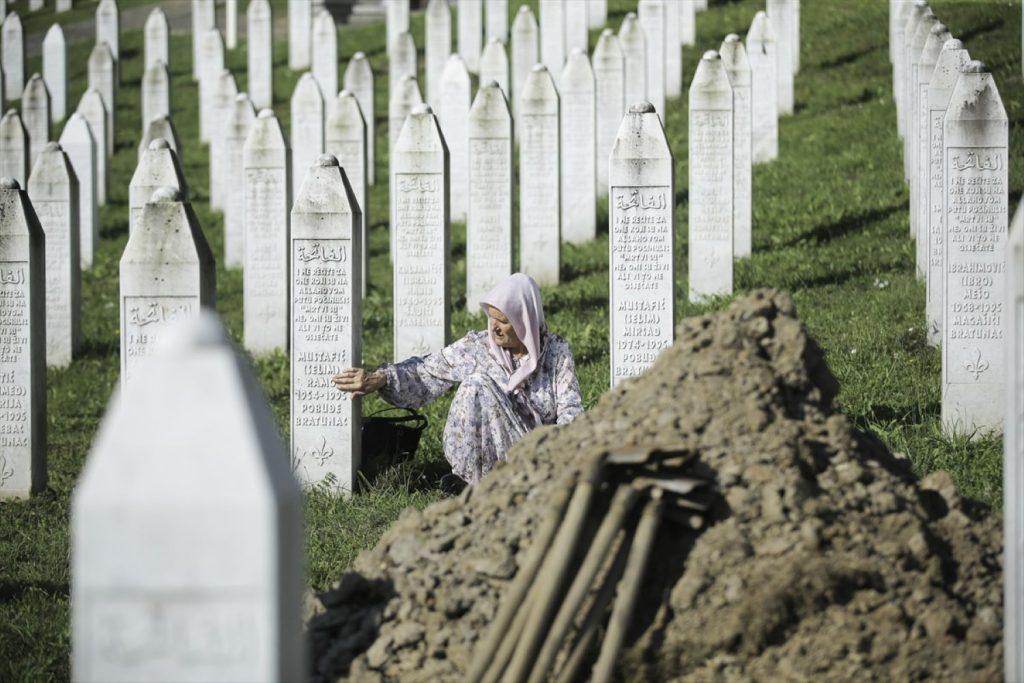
1,0 -> 1021,679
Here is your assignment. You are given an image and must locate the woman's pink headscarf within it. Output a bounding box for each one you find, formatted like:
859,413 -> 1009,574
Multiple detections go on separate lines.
480,273 -> 545,392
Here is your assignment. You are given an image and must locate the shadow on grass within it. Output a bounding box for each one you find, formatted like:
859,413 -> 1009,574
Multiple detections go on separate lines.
958,18 -> 1005,44
78,336 -> 119,359
819,44 -> 881,70
781,203 -> 903,248
0,581 -> 69,603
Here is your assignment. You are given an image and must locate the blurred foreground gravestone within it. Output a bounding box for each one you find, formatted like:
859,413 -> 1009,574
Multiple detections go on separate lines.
1006,201 -> 1024,683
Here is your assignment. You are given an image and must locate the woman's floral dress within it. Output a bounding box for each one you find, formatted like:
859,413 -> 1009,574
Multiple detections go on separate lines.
379,330 -> 584,483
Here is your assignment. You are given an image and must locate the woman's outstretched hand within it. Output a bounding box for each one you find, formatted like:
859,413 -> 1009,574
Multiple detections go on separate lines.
332,368 -> 386,397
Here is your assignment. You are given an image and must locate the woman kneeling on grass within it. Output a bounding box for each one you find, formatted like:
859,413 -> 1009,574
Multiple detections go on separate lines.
333,273 -> 584,487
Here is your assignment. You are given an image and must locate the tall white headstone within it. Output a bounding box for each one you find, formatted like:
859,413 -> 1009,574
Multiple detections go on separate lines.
941,61 -> 1008,435
637,0 -> 665,121
22,74 -> 50,170
791,0 -> 801,74
311,9 -> 338,108
681,0 -> 696,47
907,12 -> 937,241
390,31 -> 417,96
191,0 -> 215,80
290,154 -> 362,490
386,0 -> 410,53
467,81 -> 512,312
325,91 -> 368,296
141,60 -> 170,137
225,94 -> 256,269
2,12 -> 24,100
519,64 -> 560,285
688,51 -> 734,303
244,109 -> 291,355
198,29 -> 225,143
440,55 -> 471,222
720,34 -> 752,259
892,1 -> 914,138
129,138 -> 187,236
247,0 -> 273,110
344,53 -> 375,186
0,109 -> 28,187
28,142 -> 80,368
563,0 -> 587,54
510,5 -> 538,123
664,0 -> 682,98
902,3 -> 931,179
76,90 -> 108,207
57,0 -> 72,12
766,0 -> 794,116
288,0 -> 312,71
608,102 -> 674,388
486,0 -> 508,41
95,0 -> 119,72
210,70 -> 238,211
539,0 -> 564,85
590,0 -> 607,29
388,75 -> 424,191
747,12 -> 778,164
914,22 -> 949,279
560,50 -> 595,244
479,38 -> 509,98
426,0 -> 452,109
86,42 -> 115,158
618,13 -> 646,112
225,0 -> 238,49
43,24 -> 66,122
290,73 -> 324,190
0,177 -> 45,499
1006,201 -> 1024,683
58,113 -> 96,269
458,0 -> 483,73
593,29 -> 624,198
392,104 -> 450,360
138,115 -> 182,164
144,7 -> 169,72
72,311 -> 305,681
925,40 -> 969,347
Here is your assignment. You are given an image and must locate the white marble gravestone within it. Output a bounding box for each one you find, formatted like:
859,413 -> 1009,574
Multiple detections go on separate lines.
0,110 -> 28,187
386,0 -> 409,53
391,104 -> 450,360
191,0 -> 215,80
76,90 -> 108,206
57,0 -> 72,12
2,12 -> 24,100
440,55 -> 471,222
518,64 -> 560,285
486,0 -> 508,41
664,0 -> 681,99
288,0 -> 312,71
593,29 -> 624,198
290,154 -> 362,490
766,0 -> 794,116
325,91 -> 368,295
244,110 -> 291,354
247,0 -> 273,110
681,0 -> 696,46
95,0 -> 119,71
311,9 -> 338,109
290,73 -> 324,191
141,60 -> 169,137
467,81 -> 512,312
344,53 -> 375,186
688,51 -> 734,303
22,74 -> 50,170
941,62 -> 1008,436
618,13 -> 646,112
747,12 -> 778,164
425,0 -> 451,109
539,0 -> 563,85
389,75 -> 424,190
560,50 -> 595,243
590,0 -> 607,29
925,40 -> 970,347
129,138 -> 187,236
1006,201 -> 1024,683
791,0 -> 801,73
458,0 -> 483,73
138,115 -> 181,164
43,24 -> 66,122
914,23 -> 949,280
720,34 -> 752,259
892,1 -> 916,139
72,311 -> 305,681
0,178 -> 45,499
563,0 -> 587,54
29,1 -> 42,15
390,31 -> 417,96
198,29 -> 225,143
86,43 -> 115,158
902,3 -> 931,180
225,0 -> 238,49
209,70 -> 238,211
479,39 -> 509,98
907,13 -> 937,243
637,0 -> 665,121
510,5 -> 537,123
225,94 -> 256,269
119,186 -> 215,387
144,7 -> 169,72
608,102 -> 674,388
28,142 -> 80,367
58,114 -> 96,269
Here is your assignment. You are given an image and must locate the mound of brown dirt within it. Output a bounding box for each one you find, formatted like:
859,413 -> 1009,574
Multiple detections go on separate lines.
308,290 -> 1002,682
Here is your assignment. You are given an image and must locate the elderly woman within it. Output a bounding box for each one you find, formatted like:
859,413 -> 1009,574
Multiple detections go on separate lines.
333,274 -> 584,485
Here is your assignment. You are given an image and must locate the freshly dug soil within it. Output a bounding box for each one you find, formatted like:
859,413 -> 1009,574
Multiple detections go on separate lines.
308,290 -> 1002,682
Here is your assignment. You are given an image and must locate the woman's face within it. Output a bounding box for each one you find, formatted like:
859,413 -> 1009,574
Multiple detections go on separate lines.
486,306 -> 524,350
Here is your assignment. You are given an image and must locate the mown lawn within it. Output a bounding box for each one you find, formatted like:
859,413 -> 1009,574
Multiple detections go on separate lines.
0,0 -> 1020,679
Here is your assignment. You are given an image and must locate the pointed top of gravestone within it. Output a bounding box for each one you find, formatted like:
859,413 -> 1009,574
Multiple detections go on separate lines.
89,40 -> 114,62
1,177 -> 19,190
391,75 -> 423,112
43,141 -> 61,153
316,154 -> 339,167
339,89 -> 352,98
138,116 -> 182,163
963,60 -> 987,74
235,92 -> 249,103
594,28 -> 623,60
328,90 -> 364,130
517,5 -> 530,14
244,107 -> 288,159
629,102 -> 655,114
625,11 -> 637,19
5,109 -> 16,117
485,80 -> 500,90
724,33 -> 740,43
412,103 -> 432,116
469,81 -> 512,134
258,108 -> 274,119
394,103 -> 444,156
613,100 -> 671,163
942,38 -> 965,52
748,11 -> 776,43
293,152 -> 357,216
720,34 -> 751,82
601,28 -> 613,37
29,72 -> 41,81
531,63 -> 548,73
921,25 -> 950,67
148,138 -> 170,150
946,59 -> 1005,122
353,51 -> 366,60
522,64 -> 558,114
691,50 -> 732,101
561,49 -> 593,89
702,50 -> 720,61
570,47 -> 584,57
151,186 -> 182,202
512,3 -> 536,30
